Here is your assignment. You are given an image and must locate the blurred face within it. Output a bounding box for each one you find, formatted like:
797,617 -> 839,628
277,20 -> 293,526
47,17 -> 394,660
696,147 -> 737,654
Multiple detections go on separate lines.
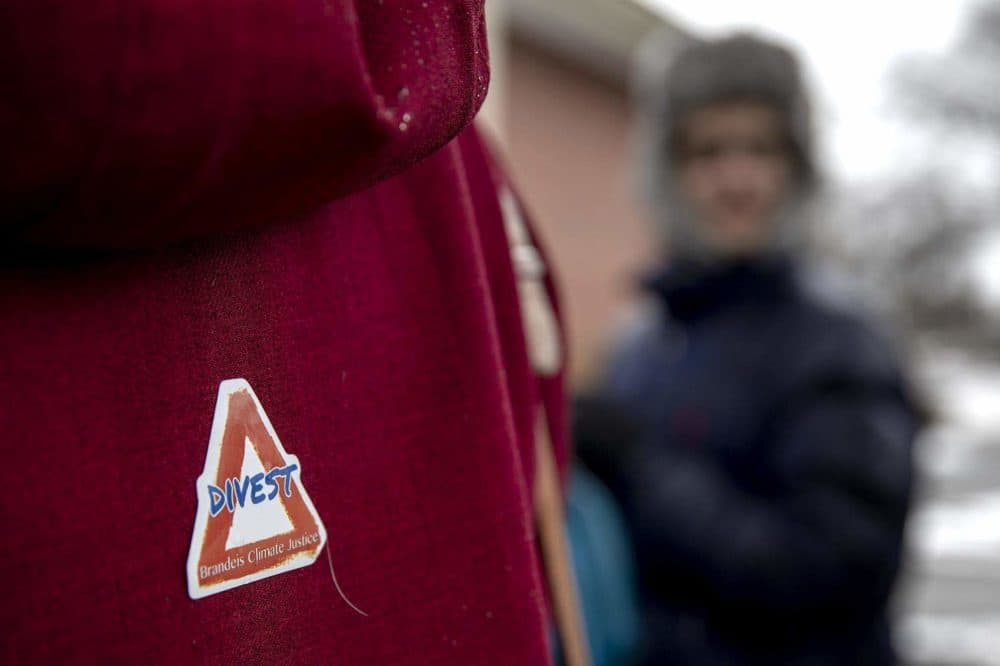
674,100 -> 792,257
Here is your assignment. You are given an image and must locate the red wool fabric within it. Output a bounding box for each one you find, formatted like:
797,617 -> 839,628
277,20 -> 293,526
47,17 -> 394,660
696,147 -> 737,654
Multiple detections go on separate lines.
0,1 -> 566,662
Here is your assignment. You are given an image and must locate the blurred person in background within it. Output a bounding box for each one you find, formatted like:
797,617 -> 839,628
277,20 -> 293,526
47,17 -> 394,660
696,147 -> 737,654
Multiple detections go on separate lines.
567,395 -> 645,665
602,33 -> 919,664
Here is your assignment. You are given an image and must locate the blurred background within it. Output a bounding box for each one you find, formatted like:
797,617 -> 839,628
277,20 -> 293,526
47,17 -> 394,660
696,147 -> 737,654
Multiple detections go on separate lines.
480,1 -> 1000,664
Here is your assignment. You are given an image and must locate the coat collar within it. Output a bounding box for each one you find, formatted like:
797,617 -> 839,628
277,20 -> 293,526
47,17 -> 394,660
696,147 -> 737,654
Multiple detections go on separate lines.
645,255 -> 798,323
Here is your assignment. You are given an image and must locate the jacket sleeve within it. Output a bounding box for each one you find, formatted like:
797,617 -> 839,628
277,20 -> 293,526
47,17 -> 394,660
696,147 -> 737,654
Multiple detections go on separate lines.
623,323 -> 916,617
602,303 -> 667,411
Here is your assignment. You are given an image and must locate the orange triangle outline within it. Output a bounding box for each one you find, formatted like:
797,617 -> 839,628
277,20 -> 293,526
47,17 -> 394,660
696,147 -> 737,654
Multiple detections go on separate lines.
186,379 -> 327,599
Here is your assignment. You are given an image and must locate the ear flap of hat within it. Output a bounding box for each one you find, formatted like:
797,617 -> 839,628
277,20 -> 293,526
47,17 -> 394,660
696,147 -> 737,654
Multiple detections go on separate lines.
629,29 -> 700,254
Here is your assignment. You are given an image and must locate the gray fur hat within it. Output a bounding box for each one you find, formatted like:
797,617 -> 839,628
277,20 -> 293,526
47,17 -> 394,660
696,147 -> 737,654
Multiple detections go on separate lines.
633,31 -> 817,261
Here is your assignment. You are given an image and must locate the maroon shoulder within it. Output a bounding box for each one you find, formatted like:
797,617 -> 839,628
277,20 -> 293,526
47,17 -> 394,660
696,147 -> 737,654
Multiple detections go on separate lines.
0,0 -> 489,248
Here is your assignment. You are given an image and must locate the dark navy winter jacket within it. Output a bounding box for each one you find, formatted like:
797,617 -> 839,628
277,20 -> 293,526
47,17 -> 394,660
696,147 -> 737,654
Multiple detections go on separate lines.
604,258 -> 917,665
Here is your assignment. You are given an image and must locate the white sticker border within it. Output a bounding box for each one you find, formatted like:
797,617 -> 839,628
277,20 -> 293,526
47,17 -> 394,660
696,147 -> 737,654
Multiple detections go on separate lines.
186,378 -> 327,600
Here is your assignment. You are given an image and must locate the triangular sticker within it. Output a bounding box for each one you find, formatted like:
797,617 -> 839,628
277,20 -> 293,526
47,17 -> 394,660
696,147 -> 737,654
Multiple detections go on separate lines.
187,379 -> 327,599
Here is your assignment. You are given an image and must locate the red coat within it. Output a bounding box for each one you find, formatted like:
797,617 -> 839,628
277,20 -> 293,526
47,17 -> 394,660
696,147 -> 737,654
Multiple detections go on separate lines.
0,1 -> 566,662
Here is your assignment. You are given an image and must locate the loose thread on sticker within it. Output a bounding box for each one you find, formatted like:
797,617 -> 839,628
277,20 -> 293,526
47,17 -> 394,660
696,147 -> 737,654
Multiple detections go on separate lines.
326,545 -> 368,617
